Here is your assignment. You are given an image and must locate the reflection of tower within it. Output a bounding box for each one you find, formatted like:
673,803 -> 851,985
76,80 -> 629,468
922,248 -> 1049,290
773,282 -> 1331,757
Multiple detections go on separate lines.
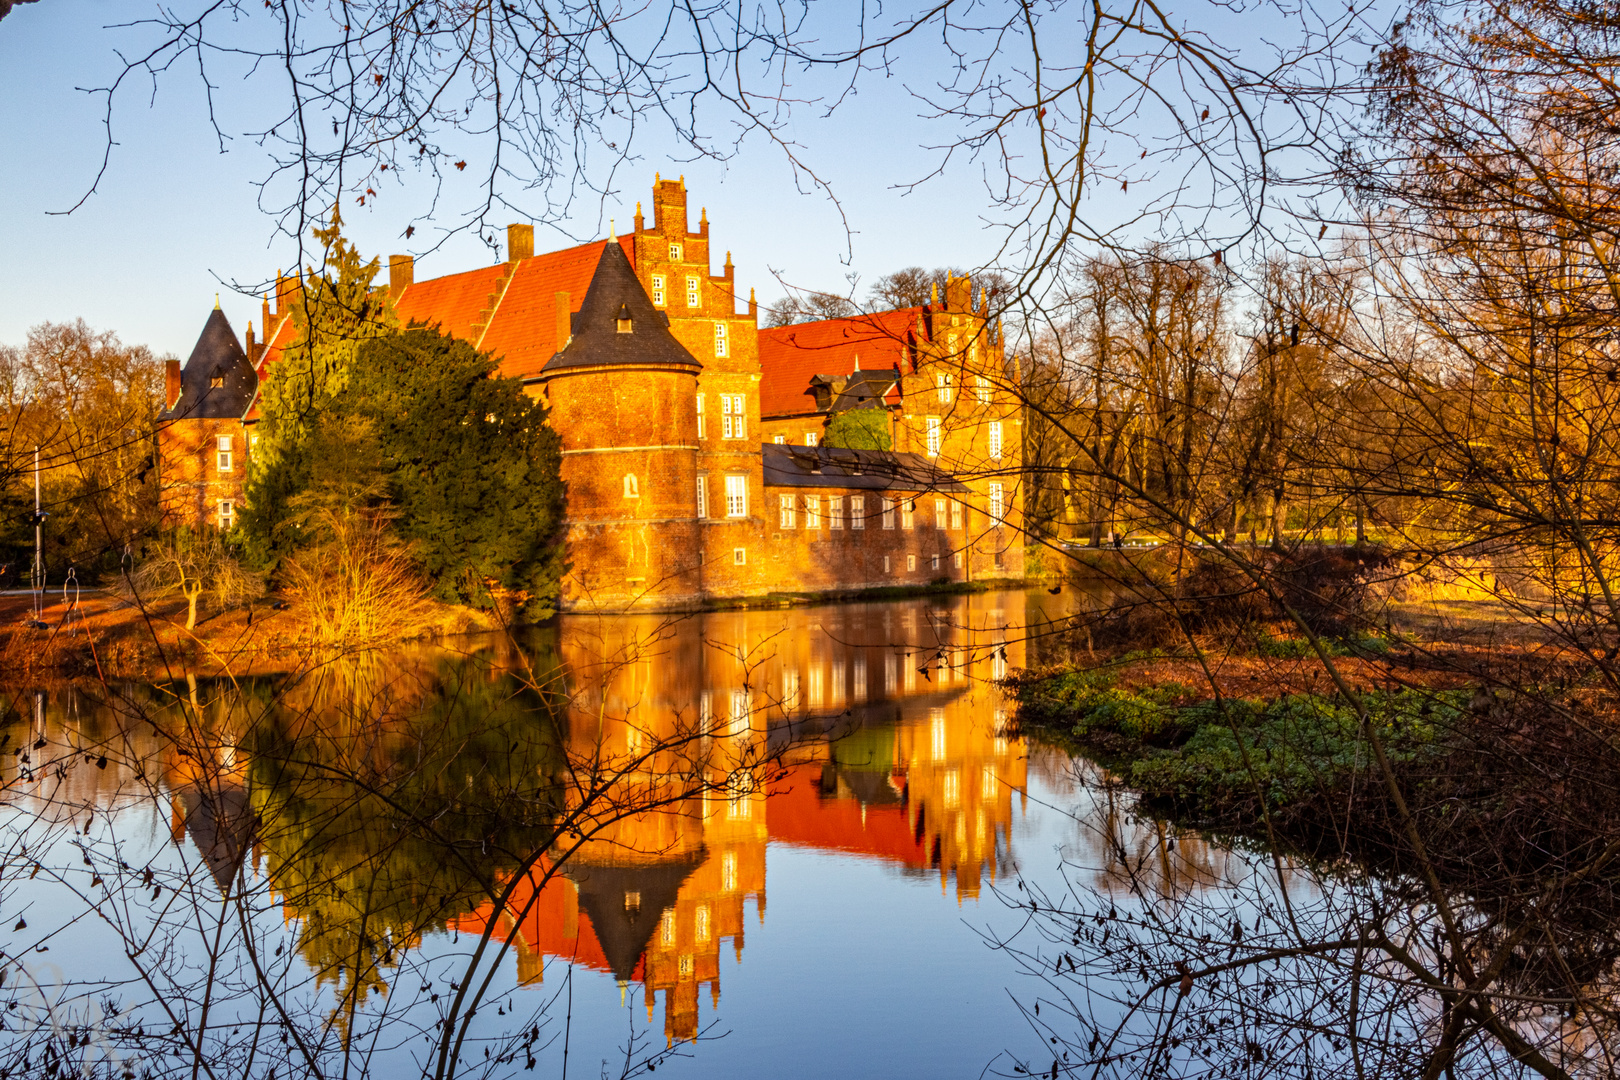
166,732 -> 255,896
566,856 -> 706,990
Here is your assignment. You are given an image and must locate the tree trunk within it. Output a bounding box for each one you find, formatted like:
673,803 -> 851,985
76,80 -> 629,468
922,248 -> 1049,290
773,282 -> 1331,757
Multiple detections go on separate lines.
185,585 -> 201,630
1270,489 -> 1288,551
1355,502 -> 1367,545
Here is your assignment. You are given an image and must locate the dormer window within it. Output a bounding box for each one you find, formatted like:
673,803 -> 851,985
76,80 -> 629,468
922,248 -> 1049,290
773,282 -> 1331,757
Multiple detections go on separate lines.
210,374 -> 224,389
669,242 -> 684,262
616,303 -> 633,334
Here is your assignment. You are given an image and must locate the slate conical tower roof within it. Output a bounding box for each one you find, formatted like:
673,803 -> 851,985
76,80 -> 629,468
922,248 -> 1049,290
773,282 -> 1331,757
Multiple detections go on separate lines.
161,307 -> 259,420
541,241 -> 701,373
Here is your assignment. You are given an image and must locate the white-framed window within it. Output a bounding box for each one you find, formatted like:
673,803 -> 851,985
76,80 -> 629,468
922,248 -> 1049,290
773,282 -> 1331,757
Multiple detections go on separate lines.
696,393 -> 705,438
733,547 -> 747,565
908,554 -> 917,572
881,497 -> 896,530
805,432 -> 818,447
652,275 -> 667,306
937,373 -> 953,404
773,434 -> 786,444
932,553 -> 940,571
687,276 -> 700,307
623,474 -> 639,499
696,475 -> 708,518
714,321 -> 729,358
954,550 -> 964,568
925,417 -> 941,458
951,500 -> 964,531
988,420 -> 1003,460
829,496 -> 844,530
975,375 -> 992,404
669,242 -> 684,262
218,500 -> 234,529
934,498 -> 947,529
216,435 -> 234,472
779,494 -> 796,529
850,495 -> 865,530
901,499 -> 915,530
883,555 -> 891,572
805,495 -> 821,529
721,394 -> 745,439
989,482 -> 1005,522
725,475 -> 748,518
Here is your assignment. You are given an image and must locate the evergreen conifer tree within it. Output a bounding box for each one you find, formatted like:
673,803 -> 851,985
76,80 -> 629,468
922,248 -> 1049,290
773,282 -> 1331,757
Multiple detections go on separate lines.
241,210 -> 398,565
341,327 -> 568,620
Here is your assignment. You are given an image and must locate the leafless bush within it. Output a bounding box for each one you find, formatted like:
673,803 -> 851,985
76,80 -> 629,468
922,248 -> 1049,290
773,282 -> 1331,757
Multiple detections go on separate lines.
279,511 -> 435,646
122,528 -> 263,630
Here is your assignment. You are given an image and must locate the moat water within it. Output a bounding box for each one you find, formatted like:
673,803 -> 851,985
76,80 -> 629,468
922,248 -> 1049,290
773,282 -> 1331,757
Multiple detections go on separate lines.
0,590 -> 1342,1079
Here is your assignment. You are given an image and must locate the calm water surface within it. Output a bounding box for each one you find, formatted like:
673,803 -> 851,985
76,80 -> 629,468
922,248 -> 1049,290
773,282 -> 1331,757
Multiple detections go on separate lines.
0,589 -> 1267,1079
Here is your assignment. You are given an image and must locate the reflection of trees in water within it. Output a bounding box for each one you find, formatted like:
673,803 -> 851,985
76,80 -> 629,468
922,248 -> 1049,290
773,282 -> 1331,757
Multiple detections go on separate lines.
0,590 -> 1047,1077
988,756 -> 1620,1080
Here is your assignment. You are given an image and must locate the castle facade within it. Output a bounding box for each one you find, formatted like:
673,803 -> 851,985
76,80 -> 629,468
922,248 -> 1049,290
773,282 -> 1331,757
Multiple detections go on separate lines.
158,178 -> 1023,611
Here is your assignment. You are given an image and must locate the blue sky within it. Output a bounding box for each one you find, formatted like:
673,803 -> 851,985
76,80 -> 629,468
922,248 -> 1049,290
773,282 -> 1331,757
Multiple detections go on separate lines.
0,3 -> 1022,360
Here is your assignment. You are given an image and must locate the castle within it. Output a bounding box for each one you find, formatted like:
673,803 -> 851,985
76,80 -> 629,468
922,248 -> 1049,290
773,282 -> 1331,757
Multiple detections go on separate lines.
158,177 -> 1023,610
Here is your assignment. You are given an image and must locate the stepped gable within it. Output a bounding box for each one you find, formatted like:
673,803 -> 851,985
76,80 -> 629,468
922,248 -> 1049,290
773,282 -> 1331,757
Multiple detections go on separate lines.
758,308 -> 924,418
542,240 -> 702,374
761,443 -> 970,493
161,308 -> 258,420
564,856 -> 705,982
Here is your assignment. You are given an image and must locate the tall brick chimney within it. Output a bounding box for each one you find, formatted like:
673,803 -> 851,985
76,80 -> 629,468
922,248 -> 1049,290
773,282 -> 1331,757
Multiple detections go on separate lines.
164,360 -> 182,410
508,223 -> 534,262
389,254 -> 414,298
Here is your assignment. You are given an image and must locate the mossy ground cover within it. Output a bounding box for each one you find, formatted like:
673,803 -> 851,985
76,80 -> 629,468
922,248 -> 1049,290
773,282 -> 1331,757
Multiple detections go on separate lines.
1014,666 -> 1466,823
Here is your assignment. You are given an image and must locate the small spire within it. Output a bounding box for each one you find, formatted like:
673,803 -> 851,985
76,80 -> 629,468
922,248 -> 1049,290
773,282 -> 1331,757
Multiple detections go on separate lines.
854,353 -> 860,371
609,218 -> 617,242
636,200 -> 643,217
701,206 -> 708,225
656,171 -> 661,183
214,293 -> 221,310
724,250 -> 732,266
930,282 -> 939,305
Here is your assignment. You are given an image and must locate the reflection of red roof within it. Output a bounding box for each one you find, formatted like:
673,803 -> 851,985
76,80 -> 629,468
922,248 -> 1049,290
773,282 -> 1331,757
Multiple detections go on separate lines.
448,858 -> 641,982
758,309 -> 928,418
766,763 -> 928,867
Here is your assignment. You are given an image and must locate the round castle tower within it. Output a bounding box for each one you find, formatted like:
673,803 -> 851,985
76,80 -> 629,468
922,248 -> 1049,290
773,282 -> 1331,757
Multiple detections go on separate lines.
537,241 -> 704,610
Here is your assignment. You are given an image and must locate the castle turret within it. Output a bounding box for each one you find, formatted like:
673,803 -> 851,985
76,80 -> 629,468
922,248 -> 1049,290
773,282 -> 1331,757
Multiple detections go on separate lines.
157,307 -> 259,531
538,241 -> 704,609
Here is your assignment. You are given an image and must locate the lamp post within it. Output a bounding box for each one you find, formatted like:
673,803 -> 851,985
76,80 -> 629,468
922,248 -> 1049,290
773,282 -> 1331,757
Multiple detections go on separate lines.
30,446 -> 47,627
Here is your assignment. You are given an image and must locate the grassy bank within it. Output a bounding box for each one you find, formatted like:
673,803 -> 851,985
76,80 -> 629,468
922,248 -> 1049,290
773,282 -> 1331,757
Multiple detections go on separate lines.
1014,666 -> 1463,826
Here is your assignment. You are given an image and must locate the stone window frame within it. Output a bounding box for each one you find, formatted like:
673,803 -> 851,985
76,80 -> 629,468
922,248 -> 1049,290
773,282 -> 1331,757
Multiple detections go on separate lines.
988,420 -> 1003,460
829,496 -> 843,530
988,482 -> 1005,522
975,375 -> 992,404
850,495 -> 865,530
925,417 -> 941,458
721,394 -> 745,438
687,275 -> 700,308
652,275 -> 666,307
733,547 -> 747,566
880,497 -> 895,530
934,498 -> 947,529
669,242 -> 684,262
696,393 -> 706,439
218,500 -> 234,529
804,495 -> 821,530
623,474 -> 640,499
901,498 -> 916,530
724,474 -> 748,518
696,475 -> 708,518
778,494 -> 796,529
937,372 -> 953,404
714,321 -> 729,358
216,435 -> 234,473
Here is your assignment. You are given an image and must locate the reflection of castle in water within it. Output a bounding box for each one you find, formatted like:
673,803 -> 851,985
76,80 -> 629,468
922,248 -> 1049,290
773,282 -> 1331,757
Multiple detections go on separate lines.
453,594 -> 1030,1043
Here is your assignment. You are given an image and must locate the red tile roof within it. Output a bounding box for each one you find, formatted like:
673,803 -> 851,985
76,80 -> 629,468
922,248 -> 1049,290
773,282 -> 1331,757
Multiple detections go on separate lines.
398,236 -> 636,381
757,308 -> 928,418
